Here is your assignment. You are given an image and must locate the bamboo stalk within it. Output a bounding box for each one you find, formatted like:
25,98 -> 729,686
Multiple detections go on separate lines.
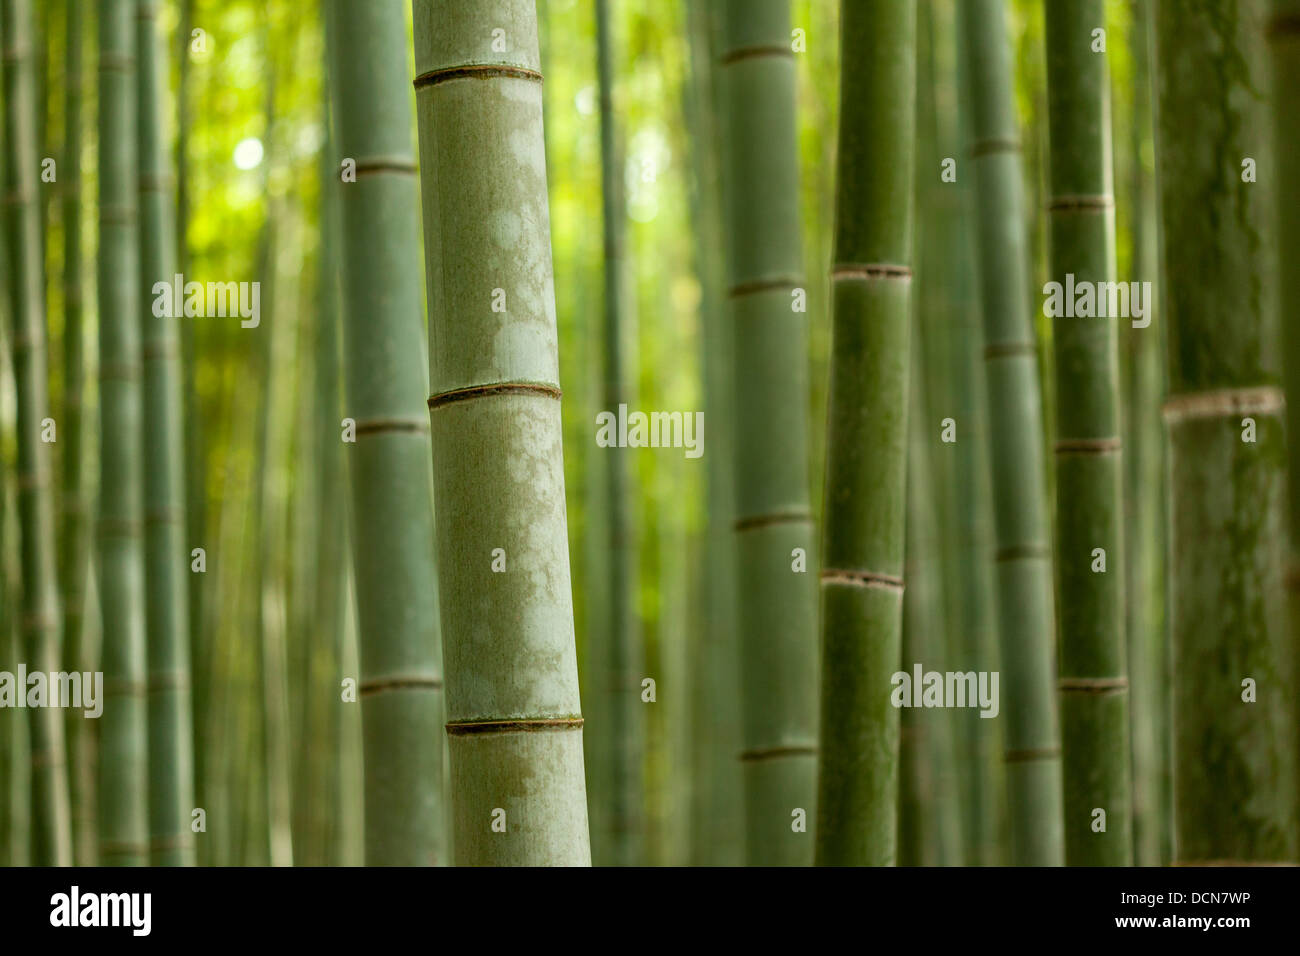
589,0 -> 643,866
136,0 -> 195,867
60,0 -> 96,868
328,0 -> 445,866
1043,0 -> 1133,866
411,0 -> 591,866
684,0 -> 742,867
1156,0 -> 1299,863
717,0 -> 819,868
814,0 -> 916,867
3,0 -> 73,867
95,0 -> 149,867
1121,0 -> 1169,868
960,0 -> 1064,865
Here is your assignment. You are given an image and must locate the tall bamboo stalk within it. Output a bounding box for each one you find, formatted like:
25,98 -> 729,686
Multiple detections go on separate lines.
2,0 -> 72,867
0,304 -> 28,867
814,0 -> 915,867
328,0 -> 445,866
60,0 -> 97,867
1272,1 -> 1300,648
1121,0 -> 1168,867
917,0 -> 1001,865
96,0 -> 148,866
898,333 -> 961,867
684,0 -> 742,867
717,0 -> 818,867
137,0 -> 195,867
960,0 -> 1063,866
411,0 -> 590,866
590,0 -> 642,866
1156,0 -> 1298,863
1043,0 -> 1132,866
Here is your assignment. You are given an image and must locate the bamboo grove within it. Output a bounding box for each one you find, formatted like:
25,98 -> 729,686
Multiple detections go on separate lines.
0,0 -> 1296,868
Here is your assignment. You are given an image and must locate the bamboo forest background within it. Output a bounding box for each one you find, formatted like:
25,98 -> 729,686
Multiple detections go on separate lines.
1,0 -> 1292,867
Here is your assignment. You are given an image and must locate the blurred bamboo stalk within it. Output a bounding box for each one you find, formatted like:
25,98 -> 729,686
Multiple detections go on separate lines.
1156,0 -> 1299,864
95,0 -> 148,867
137,0 -> 196,867
60,0 -> 96,868
960,0 -> 1064,866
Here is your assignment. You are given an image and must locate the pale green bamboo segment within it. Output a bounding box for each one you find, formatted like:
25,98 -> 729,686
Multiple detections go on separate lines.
97,0 -> 149,866
814,0 -> 915,868
1156,0 -> 1298,864
61,0 -> 97,867
2,0 -> 72,867
717,0 -> 817,868
411,0 -> 590,866
959,0 -> 1063,866
136,0 -> 195,867
328,0 -> 444,866
591,0 -> 642,867
1043,0 -> 1132,866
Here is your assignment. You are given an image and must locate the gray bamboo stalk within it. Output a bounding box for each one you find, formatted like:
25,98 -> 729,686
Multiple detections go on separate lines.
137,0 -> 195,867
328,0 -> 445,866
1156,0 -> 1298,863
590,0 -> 642,867
684,0 -> 742,867
960,0 -> 1064,866
814,0 -> 915,867
96,0 -> 148,867
1043,0 -> 1133,866
2,0 -> 72,867
61,0 -> 97,867
411,0 -> 591,866
717,0 -> 818,868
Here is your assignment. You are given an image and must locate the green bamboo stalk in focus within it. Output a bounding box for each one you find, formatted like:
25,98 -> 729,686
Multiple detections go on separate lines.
1156,0 -> 1298,864
717,0 -> 818,868
96,0 -> 148,866
411,0 -> 590,866
590,0 -> 642,866
2,0 -> 72,867
137,0 -> 195,867
328,0 -> 445,865
1043,0 -> 1132,866
61,0 -> 97,868
814,0 -> 915,867
960,0 -> 1063,866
